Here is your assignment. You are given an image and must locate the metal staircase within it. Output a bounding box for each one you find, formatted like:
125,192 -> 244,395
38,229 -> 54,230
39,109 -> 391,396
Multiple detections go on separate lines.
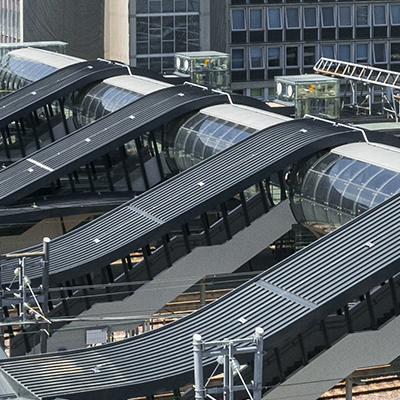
314,57 -> 400,120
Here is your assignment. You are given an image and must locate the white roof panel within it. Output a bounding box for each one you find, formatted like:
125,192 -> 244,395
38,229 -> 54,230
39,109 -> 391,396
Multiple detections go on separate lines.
332,142 -> 400,173
199,103 -> 291,130
103,75 -> 172,95
8,48 -> 82,69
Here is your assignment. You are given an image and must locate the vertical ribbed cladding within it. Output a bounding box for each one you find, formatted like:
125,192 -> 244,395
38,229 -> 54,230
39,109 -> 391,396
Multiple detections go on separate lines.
0,59 -> 130,129
0,118 -> 364,285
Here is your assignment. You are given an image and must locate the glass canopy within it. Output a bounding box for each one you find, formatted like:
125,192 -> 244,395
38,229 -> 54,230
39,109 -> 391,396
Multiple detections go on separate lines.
168,111 -> 256,171
290,149 -> 400,236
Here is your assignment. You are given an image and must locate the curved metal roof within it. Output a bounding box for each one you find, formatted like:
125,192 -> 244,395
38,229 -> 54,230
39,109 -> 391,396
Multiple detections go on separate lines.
198,103 -> 291,131
0,85 -> 259,207
4,48 -> 82,70
0,59 -> 129,130
0,170 -> 399,400
0,118 -> 380,285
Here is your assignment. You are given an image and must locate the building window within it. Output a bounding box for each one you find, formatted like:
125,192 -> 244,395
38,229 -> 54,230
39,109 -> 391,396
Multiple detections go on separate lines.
150,57 -> 162,71
338,44 -> 351,62
373,43 -> 387,63
373,5 -> 386,26
286,8 -> 300,29
150,0 -> 162,13
231,9 -> 246,30
391,43 -> 400,62
250,47 -> 264,68
321,7 -> 335,28
232,48 -> 245,69
357,43 -> 369,64
304,7 -> 317,28
135,7 -> 200,73
250,88 -> 263,98
391,5 -> 400,25
136,0 -> 148,13
137,58 -> 149,69
250,9 -> 262,30
175,0 -> 186,12
321,45 -> 335,59
268,8 -> 282,29
286,46 -> 298,67
304,46 -> 316,66
188,0 -> 199,12
339,6 -> 352,27
356,6 -> 368,26
268,47 -> 281,67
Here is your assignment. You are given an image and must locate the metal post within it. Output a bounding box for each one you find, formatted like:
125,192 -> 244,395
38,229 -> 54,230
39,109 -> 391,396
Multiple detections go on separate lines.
350,81 -> 356,105
368,85 -> 372,115
194,328 -> 264,399
223,349 -> 229,400
19,257 -> 27,322
193,334 -> 205,400
253,327 -> 264,400
345,376 -> 353,400
0,257 -> 3,351
40,237 -> 50,353
228,341 -> 234,400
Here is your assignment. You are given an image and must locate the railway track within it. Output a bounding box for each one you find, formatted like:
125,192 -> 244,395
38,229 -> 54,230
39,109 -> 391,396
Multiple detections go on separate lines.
320,375 -> 400,399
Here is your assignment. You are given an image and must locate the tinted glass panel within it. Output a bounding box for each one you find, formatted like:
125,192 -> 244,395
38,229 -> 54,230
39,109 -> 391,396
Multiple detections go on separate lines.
367,169 -> 396,191
357,6 -> 368,26
232,49 -> 244,69
250,9 -> 262,29
339,6 -> 351,26
322,45 -> 334,59
392,5 -> 400,25
373,5 -> 386,25
232,10 -> 245,29
304,8 -> 317,27
339,45 -> 351,62
304,46 -> 316,65
268,48 -> 280,67
380,174 -> 400,195
357,44 -> 368,63
268,9 -> 282,29
287,8 -> 299,28
286,47 -> 298,66
250,48 -> 263,68
321,7 -> 334,27
374,43 -> 386,63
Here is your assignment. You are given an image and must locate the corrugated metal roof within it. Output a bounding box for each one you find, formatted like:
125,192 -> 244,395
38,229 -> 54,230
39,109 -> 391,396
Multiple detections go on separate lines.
0,59 -> 129,129
0,84 -> 234,206
0,118 -> 368,287
0,181 -> 398,400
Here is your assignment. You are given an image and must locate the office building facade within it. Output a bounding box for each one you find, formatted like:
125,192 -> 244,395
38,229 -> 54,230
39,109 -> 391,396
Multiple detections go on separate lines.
130,0 -> 210,73
2,1 -> 400,101
220,0 -> 400,100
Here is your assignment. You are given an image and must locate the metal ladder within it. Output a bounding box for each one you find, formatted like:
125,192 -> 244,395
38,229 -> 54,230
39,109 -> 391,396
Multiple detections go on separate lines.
314,57 -> 400,89
314,57 -> 400,120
